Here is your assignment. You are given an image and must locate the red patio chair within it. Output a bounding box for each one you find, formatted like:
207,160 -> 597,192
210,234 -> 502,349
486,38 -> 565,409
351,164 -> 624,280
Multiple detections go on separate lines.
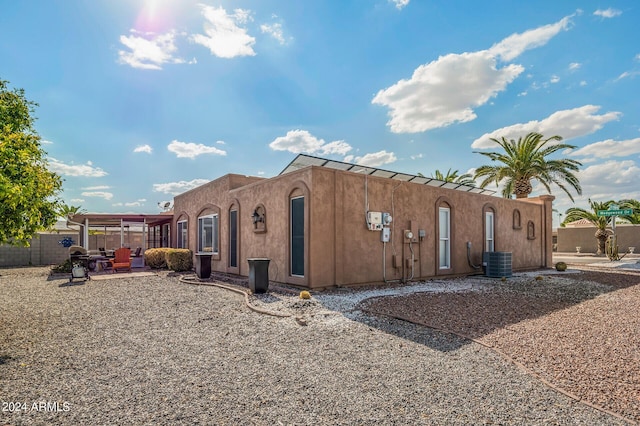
111,247 -> 132,273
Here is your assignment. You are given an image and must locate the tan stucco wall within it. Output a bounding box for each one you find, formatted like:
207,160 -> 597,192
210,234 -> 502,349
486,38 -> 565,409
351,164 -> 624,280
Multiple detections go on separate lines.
173,166 -> 554,289
557,224 -> 640,253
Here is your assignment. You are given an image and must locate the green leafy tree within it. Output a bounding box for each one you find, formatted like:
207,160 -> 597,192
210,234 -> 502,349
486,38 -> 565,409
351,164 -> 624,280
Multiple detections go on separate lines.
0,79 -> 62,246
473,132 -> 582,201
563,199 -> 615,255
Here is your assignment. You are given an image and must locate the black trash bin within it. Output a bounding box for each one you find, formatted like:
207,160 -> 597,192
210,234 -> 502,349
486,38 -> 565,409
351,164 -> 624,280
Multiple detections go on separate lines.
195,253 -> 212,279
248,258 -> 270,293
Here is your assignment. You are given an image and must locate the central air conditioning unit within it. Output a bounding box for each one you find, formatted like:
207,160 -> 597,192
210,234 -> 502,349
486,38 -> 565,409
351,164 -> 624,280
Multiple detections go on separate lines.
483,251 -> 512,278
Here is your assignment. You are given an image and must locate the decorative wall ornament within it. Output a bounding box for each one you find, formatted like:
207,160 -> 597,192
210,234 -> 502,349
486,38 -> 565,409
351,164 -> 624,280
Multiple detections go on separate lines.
513,209 -> 522,230
252,204 -> 266,233
527,220 -> 536,240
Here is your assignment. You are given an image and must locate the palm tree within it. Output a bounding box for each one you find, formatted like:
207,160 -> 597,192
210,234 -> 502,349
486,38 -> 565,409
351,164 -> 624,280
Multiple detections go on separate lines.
473,132 -> 582,201
58,203 -> 86,220
418,169 -> 476,186
619,199 -> 640,224
563,199 -> 615,255
432,168 -> 476,186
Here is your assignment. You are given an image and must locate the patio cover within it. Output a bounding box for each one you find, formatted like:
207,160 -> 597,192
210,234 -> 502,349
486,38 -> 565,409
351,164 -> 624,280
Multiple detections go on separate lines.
69,212 -> 173,250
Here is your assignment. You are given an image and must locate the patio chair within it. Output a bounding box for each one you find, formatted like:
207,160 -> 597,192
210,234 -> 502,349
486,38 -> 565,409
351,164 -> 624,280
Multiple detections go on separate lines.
111,247 -> 132,273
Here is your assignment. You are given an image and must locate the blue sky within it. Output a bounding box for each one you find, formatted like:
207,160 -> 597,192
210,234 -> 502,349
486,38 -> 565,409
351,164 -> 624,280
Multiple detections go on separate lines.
1,1 -> 638,227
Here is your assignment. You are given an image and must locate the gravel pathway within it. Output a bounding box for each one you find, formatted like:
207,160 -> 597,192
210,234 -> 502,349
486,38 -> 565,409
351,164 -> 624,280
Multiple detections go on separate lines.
0,266 -> 633,425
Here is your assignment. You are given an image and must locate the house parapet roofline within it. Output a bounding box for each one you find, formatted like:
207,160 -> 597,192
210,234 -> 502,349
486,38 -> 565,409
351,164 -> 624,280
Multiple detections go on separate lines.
280,154 -> 496,195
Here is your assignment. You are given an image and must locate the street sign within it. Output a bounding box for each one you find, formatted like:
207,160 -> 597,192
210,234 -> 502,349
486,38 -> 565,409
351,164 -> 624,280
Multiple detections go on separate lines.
597,209 -> 633,217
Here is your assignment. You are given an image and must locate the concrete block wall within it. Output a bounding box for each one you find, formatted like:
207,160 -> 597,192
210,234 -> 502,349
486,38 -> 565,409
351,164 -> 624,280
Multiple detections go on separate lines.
0,233 -> 79,267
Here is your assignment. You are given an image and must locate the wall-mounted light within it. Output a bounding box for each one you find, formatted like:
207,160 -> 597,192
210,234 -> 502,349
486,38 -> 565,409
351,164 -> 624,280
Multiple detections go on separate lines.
252,209 -> 264,224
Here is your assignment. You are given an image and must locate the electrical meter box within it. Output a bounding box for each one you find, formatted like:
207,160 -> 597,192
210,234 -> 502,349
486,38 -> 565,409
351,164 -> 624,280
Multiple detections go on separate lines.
381,227 -> 391,242
367,211 -> 383,231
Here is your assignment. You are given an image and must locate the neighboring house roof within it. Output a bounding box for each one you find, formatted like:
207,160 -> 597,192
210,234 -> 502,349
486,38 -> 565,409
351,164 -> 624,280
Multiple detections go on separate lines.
38,220 -> 80,234
565,218 -> 596,227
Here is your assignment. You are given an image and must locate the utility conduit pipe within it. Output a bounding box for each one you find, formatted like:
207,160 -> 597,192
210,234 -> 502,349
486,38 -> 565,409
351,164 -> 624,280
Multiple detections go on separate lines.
467,241 -> 482,270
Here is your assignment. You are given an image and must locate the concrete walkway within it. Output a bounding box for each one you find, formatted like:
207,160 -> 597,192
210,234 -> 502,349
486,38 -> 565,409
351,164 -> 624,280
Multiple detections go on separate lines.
553,252 -> 640,269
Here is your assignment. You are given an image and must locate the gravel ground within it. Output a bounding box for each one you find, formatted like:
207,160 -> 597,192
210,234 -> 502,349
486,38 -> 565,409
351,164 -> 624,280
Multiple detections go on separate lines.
0,266 -> 635,425
361,268 -> 640,424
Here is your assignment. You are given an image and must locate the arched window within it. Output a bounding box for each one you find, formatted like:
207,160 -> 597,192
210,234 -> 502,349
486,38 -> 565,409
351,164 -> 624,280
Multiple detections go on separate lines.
435,196 -> 453,272
287,182 -> 310,285
290,195 -> 305,276
176,213 -> 188,249
483,203 -> 497,252
485,209 -> 495,252
229,201 -> 240,270
196,205 -> 221,256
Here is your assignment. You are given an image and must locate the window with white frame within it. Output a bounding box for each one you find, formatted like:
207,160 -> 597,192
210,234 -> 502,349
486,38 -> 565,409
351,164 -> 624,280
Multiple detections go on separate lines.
485,210 -> 495,252
198,214 -> 219,253
439,207 -> 450,269
177,220 -> 187,249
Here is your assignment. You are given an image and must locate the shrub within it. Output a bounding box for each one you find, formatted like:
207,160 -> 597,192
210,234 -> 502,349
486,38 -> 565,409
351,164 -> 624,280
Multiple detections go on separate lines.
555,262 -> 567,272
144,248 -> 171,269
51,259 -> 72,273
299,290 -> 311,299
166,249 -> 193,272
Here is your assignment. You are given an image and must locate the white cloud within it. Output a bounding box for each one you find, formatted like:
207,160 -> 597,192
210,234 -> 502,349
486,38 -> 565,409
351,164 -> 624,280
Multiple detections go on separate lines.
48,158 -> 108,177
550,75 -> 560,83
616,71 -> 640,81
216,140 -> 226,145
372,16 -> 573,134
569,138 -> 640,159
153,179 -> 210,195
372,51 -> 524,133
390,0 -> 410,10
319,140 -> 353,155
191,6 -> 256,58
410,153 -> 423,160
167,140 -> 227,159
134,144 -> 153,154
488,16 -> 572,62
471,105 -> 621,148
260,23 -> 285,44
82,191 -> 113,201
344,150 -> 397,167
593,8 -> 622,18
70,198 -> 85,203
580,80 -> 588,86
268,130 -> 353,155
578,160 -> 640,190
636,53 -> 640,62
41,139 -> 53,145
82,185 -> 110,190
118,30 -> 185,70
569,62 -> 581,71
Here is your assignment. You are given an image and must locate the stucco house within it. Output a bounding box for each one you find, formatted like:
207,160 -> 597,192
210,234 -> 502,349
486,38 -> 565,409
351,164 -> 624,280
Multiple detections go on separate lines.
172,154 -> 555,289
